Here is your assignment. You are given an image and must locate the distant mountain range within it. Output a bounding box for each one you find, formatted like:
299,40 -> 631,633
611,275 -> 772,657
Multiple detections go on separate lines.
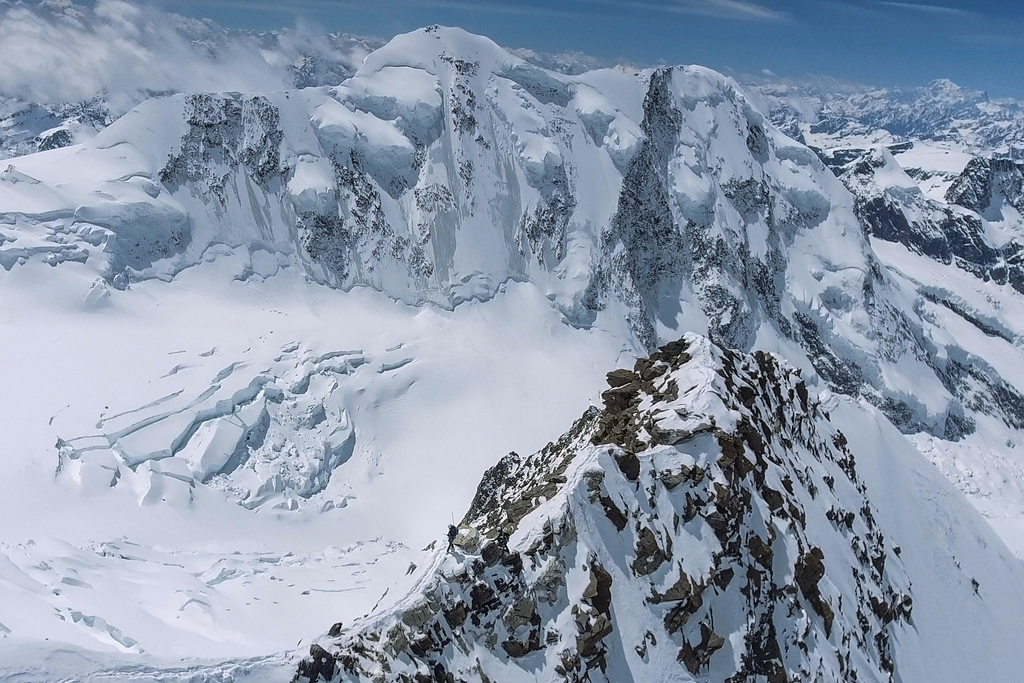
5,1 -> 1021,162
748,77 -> 1024,154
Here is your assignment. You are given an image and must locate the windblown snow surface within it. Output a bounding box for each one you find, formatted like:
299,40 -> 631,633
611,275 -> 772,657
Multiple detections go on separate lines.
2,22 -> 1024,682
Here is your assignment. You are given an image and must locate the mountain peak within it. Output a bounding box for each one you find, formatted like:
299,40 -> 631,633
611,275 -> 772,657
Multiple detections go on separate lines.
922,77 -> 986,103
357,25 -> 523,78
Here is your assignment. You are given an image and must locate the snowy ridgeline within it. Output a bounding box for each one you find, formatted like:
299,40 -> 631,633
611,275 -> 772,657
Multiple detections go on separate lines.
295,335 -> 1024,683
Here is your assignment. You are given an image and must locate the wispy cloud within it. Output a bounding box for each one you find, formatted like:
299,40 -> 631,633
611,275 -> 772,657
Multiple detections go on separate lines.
190,0 -> 785,21
875,2 -> 978,17
0,1 -> 375,113
698,0 -> 786,20
179,0 -> 579,19
582,0 -> 787,21
956,32 -> 1024,47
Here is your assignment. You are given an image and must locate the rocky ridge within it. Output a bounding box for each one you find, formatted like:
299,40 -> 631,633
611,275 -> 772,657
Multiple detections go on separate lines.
290,334 -> 1018,683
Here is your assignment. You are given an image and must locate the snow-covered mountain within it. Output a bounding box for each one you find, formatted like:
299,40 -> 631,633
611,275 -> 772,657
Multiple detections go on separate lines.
8,26 -> 1024,472
3,18 -> 1024,683
748,77 -> 1024,154
4,26 -> 1003,436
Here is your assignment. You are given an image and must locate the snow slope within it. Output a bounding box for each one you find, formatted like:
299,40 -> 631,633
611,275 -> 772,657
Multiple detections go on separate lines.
0,253 -> 629,665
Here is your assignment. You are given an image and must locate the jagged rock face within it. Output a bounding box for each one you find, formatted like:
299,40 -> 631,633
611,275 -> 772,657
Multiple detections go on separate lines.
590,65 -> 839,354
161,94 -> 284,191
946,156 -> 1024,222
294,334 -> 1024,683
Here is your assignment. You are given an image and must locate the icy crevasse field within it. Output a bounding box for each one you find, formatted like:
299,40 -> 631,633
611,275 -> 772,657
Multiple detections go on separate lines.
0,253 -> 629,678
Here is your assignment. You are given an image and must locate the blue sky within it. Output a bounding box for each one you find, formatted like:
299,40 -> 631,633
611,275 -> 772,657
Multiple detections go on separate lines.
164,0 -> 1024,98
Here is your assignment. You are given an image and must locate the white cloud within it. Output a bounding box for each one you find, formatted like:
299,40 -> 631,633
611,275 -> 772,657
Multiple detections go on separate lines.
875,2 -> 977,17
0,1 -> 372,115
583,0 -> 787,21
695,0 -> 786,21
0,0 -> 790,120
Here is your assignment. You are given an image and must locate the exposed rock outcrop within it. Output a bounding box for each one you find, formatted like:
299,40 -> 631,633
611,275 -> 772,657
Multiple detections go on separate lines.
293,335 -> 931,682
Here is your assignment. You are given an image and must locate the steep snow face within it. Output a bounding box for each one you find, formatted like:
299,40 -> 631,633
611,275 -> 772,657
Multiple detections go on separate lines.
811,144 -> 1024,552
295,335 -> 1024,683
0,26 -> 977,441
